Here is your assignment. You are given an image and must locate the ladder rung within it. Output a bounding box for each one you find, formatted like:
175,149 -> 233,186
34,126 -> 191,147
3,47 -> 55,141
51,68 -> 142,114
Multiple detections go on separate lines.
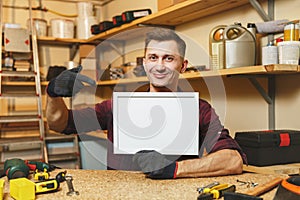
0,138 -> 42,151
48,153 -> 79,162
46,134 -> 77,141
0,71 -> 36,77
0,115 -> 41,123
0,93 -> 39,98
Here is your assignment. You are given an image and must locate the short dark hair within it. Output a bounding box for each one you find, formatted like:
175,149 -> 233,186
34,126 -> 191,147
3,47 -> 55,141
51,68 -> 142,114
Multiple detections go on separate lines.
144,28 -> 186,58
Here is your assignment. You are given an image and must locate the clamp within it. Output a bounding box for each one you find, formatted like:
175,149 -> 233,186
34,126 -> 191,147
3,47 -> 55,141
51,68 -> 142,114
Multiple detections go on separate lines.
197,183 -> 236,200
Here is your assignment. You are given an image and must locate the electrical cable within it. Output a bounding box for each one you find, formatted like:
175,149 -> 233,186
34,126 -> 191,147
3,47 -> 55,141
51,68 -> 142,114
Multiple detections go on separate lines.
44,7 -> 78,17
3,5 -> 78,17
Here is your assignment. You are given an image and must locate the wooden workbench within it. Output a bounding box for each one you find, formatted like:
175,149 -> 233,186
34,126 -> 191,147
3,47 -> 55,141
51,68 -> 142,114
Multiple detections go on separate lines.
2,170 -> 287,200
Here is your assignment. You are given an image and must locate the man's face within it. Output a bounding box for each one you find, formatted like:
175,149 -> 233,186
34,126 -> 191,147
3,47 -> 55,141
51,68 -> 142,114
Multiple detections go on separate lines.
143,40 -> 187,90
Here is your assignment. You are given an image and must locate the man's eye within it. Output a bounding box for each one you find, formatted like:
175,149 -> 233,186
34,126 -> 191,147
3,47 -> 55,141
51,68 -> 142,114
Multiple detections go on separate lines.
149,55 -> 157,61
165,56 -> 174,62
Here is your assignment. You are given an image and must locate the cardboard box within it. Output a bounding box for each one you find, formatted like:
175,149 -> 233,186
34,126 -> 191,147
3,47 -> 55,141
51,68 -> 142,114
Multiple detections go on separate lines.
79,44 -> 96,58
4,28 -> 30,52
80,58 -> 97,80
235,130 -> 300,166
157,0 -> 186,11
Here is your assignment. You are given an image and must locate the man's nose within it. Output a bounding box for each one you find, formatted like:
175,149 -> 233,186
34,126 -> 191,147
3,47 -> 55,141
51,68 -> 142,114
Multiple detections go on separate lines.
156,58 -> 166,71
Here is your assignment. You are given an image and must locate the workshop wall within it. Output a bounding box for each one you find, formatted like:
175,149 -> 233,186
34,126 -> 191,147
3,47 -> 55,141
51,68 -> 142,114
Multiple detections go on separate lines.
2,0 -> 300,136
102,0 -> 300,136
175,0 -> 300,134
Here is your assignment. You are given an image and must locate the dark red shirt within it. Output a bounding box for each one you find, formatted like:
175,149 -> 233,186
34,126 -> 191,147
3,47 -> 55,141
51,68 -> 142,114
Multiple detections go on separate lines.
63,98 -> 247,170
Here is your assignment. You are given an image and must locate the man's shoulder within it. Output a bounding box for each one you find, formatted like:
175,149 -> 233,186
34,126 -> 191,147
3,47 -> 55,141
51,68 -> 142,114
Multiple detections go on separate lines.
199,98 -> 211,105
96,99 -> 113,109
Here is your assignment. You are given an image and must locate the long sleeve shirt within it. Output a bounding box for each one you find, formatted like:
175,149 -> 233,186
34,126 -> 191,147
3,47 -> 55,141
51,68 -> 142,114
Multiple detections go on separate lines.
63,98 -> 247,170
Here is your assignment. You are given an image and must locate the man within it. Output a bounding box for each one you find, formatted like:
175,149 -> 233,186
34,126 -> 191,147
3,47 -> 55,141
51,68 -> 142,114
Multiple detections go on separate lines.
46,28 -> 246,179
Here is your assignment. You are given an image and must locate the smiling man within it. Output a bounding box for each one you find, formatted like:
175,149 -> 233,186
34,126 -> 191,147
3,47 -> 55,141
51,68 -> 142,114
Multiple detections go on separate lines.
46,28 -> 247,179
143,36 -> 188,91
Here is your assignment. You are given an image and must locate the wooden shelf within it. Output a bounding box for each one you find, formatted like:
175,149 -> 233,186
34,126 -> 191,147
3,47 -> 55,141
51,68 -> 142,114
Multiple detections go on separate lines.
1,64 -> 299,87
34,1 -> 260,48
86,0 -> 253,42
96,64 -> 300,86
37,36 -> 89,45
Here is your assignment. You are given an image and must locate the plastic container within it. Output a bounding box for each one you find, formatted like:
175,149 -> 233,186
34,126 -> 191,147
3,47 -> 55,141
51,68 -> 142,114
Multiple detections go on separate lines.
247,23 -> 257,39
277,41 -> 300,64
235,130 -> 300,166
0,179 -> 4,200
77,1 -> 94,17
76,16 -> 97,39
284,23 -> 299,41
209,25 -> 226,70
10,178 -> 35,200
2,23 -> 21,31
223,24 -> 256,68
27,18 -> 47,36
50,19 -> 74,38
262,43 -> 278,65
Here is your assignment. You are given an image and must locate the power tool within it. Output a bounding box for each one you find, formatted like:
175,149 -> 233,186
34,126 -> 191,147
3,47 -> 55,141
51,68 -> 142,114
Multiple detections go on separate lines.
9,170 -> 67,198
197,183 -> 236,200
1,158 -> 60,180
35,170 -> 67,194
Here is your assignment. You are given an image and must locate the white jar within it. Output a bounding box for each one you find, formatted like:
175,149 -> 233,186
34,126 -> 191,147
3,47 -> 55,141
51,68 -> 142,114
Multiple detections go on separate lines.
262,45 -> 278,65
27,18 -> 47,37
277,41 -> 300,64
50,19 -> 74,38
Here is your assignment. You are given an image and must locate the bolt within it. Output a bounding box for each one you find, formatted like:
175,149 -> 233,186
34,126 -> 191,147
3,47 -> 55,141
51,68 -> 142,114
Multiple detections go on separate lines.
236,179 -> 258,188
65,175 -> 79,196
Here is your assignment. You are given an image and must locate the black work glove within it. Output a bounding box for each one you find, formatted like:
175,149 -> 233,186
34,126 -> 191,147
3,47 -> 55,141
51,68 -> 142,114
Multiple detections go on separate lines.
132,150 -> 178,179
47,65 -> 96,97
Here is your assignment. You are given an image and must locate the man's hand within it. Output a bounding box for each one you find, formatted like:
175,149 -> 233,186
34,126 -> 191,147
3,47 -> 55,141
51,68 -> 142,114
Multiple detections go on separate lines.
132,150 -> 178,179
47,65 -> 96,97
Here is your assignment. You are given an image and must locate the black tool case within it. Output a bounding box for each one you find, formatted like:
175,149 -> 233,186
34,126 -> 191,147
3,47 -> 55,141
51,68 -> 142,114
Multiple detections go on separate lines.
235,130 -> 300,166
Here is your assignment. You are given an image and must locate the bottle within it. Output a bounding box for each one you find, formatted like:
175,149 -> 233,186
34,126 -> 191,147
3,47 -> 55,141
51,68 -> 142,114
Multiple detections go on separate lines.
4,52 -> 14,71
247,23 -> 257,40
262,42 -> 278,65
209,25 -> 226,70
284,23 -> 299,41
223,24 -> 256,68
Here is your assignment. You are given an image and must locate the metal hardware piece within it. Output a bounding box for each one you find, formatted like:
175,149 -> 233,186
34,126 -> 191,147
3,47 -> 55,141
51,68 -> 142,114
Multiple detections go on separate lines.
65,175 -> 79,196
197,181 -> 220,194
237,179 -> 258,188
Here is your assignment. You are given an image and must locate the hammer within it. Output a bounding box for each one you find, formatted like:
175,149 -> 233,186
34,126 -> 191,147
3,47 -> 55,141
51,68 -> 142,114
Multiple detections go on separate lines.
224,177 -> 283,200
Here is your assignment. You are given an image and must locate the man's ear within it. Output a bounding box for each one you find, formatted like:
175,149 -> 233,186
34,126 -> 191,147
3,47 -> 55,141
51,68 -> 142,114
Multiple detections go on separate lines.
180,59 -> 188,73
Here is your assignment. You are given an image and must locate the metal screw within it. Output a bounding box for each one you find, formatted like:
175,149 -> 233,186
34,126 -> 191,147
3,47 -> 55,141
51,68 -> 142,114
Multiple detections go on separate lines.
65,175 -> 79,196
236,179 -> 258,188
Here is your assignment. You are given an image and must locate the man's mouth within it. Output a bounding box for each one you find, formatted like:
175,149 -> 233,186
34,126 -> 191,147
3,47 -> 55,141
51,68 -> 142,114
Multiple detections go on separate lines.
153,73 -> 168,79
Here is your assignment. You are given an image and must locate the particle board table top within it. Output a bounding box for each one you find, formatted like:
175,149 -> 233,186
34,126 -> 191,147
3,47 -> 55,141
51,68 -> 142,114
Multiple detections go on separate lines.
2,169 -> 288,200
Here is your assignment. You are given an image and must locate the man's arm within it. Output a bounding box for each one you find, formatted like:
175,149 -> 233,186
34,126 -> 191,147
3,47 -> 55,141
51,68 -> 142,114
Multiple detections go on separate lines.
176,149 -> 243,178
46,96 -> 69,132
45,65 -> 96,133
132,149 -> 243,179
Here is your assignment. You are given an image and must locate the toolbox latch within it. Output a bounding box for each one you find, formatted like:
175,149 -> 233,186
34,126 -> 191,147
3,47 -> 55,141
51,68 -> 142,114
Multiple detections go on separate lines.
279,133 -> 290,147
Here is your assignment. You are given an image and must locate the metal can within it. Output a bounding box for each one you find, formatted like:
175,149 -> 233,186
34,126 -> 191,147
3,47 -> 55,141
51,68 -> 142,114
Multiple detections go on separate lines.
284,23 -> 299,41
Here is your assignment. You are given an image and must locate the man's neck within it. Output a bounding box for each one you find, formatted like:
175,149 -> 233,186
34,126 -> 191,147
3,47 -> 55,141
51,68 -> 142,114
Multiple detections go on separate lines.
149,84 -> 178,92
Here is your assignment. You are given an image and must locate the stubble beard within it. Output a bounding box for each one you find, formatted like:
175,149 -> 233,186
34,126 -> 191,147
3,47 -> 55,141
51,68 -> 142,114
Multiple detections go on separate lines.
147,70 -> 179,90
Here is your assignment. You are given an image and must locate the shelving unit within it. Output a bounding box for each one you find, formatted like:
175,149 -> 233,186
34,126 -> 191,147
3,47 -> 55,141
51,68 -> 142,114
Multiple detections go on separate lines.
87,0 -> 257,41
1,64 -> 298,86
46,133 -> 81,169
0,1 -> 48,163
1,0 -> 296,170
